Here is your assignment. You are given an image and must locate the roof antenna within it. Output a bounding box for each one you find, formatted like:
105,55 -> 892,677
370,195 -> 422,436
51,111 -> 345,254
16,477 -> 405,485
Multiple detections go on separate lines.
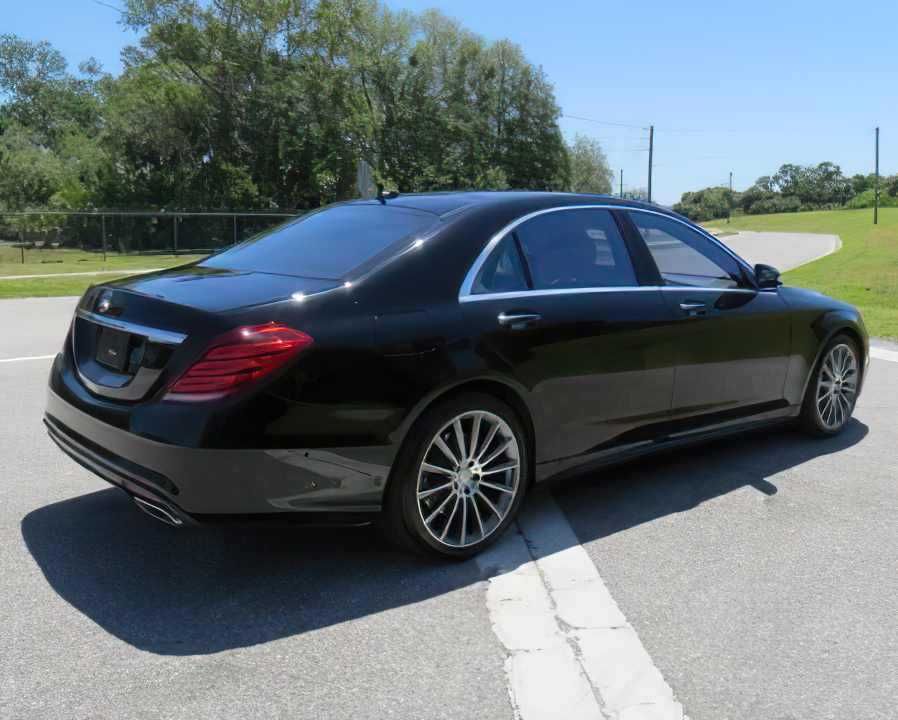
376,183 -> 399,203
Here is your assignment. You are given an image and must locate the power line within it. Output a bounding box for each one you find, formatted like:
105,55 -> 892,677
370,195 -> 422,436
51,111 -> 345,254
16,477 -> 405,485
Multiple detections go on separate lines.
562,114 -> 649,131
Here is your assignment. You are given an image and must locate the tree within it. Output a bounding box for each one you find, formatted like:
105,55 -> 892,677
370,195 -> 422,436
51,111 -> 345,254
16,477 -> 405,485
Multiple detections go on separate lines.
567,134 -> 612,195
673,186 -> 733,222
1,2 -> 571,212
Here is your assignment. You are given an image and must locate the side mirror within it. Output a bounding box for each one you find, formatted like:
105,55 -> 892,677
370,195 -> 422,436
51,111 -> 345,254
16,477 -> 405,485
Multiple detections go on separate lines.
754,263 -> 781,289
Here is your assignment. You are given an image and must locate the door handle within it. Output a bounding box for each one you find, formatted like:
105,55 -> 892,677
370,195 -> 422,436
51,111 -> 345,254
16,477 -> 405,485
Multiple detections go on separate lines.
497,312 -> 541,330
679,302 -> 708,317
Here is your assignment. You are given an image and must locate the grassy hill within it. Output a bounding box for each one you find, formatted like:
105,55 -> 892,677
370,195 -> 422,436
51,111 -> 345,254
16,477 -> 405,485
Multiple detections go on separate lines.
706,208 -> 898,338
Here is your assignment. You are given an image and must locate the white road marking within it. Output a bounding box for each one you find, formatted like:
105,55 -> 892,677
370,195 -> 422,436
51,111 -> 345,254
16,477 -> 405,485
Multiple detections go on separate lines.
871,347 -> 898,363
0,354 -> 56,364
478,488 -> 686,720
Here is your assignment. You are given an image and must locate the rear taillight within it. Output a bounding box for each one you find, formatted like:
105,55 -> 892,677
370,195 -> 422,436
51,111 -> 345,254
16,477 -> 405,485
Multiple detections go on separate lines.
166,323 -> 313,399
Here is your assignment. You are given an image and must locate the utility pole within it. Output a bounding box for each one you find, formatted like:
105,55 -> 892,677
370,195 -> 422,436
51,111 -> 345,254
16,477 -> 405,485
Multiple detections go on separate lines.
727,171 -> 733,224
874,127 -> 880,225
647,125 -> 654,203
619,169 -> 623,198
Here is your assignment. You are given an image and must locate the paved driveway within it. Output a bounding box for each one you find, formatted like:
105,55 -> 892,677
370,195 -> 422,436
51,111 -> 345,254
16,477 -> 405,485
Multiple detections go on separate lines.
719,231 -> 840,271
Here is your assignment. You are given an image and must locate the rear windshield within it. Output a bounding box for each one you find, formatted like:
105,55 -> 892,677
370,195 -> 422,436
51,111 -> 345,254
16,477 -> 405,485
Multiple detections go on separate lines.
201,204 -> 439,279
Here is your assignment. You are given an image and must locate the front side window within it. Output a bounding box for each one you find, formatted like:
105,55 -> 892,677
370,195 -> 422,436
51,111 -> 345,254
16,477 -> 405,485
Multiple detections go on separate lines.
628,212 -> 742,289
514,209 -> 637,290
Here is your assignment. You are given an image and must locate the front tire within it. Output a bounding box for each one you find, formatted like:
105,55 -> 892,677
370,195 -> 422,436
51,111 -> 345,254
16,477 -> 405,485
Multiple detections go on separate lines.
382,392 -> 530,559
799,334 -> 861,436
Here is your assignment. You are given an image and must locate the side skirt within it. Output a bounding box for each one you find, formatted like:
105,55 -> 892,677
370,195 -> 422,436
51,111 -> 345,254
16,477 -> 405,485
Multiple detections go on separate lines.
535,406 -> 800,485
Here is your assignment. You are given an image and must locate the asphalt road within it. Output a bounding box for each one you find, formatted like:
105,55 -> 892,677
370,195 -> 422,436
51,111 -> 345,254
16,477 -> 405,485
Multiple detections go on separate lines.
3,233 -> 898,719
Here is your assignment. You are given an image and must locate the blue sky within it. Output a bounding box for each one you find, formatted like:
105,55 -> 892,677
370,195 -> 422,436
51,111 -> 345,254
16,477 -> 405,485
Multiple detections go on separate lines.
6,0 -> 896,204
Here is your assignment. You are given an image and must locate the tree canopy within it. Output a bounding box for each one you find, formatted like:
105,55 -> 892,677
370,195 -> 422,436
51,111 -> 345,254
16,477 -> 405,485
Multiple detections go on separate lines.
0,1 -> 607,213
674,161 -> 898,221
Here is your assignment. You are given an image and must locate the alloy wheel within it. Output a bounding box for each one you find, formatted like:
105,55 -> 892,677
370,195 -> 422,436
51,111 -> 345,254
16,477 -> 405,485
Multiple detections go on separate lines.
415,410 -> 521,549
815,343 -> 858,431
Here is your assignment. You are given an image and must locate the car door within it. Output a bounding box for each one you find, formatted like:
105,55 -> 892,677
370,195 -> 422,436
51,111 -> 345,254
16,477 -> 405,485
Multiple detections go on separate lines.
624,209 -> 791,424
459,206 -> 680,466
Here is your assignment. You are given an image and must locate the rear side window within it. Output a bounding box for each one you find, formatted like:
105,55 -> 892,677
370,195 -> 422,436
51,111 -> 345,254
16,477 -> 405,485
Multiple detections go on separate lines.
202,205 -> 438,279
628,212 -> 742,289
472,236 -> 529,294
515,209 -> 637,290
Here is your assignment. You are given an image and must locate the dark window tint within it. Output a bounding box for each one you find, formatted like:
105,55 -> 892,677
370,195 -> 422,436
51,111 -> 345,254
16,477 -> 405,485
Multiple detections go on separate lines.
629,212 -> 741,289
472,236 -> 529,294
515,209 -> 637,290
202,205 -> 438,279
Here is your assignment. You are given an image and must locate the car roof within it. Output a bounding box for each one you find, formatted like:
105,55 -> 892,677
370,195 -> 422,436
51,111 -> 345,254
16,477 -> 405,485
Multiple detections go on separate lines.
345,191 -> 671,219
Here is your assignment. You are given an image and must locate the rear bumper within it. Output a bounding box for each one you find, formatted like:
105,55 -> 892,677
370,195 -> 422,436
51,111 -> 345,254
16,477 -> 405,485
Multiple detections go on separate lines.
45,384 -> 388,520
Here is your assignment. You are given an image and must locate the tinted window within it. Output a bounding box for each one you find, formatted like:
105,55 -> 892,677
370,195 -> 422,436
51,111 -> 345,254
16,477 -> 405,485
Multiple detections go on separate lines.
515,209 -> 637,290
472,236 -> 529,294
202,205 -> 438,279
629,212 -> 741,289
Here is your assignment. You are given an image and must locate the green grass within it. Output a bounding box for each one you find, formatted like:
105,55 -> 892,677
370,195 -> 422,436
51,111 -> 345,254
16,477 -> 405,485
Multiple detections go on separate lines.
0,248 -> 203,276
0,253 -> 203,299
706,208 -> 898,338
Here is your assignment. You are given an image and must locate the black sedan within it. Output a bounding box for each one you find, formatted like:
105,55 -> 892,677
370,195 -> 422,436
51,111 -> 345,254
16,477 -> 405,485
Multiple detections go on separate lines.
45,192 -> 868,558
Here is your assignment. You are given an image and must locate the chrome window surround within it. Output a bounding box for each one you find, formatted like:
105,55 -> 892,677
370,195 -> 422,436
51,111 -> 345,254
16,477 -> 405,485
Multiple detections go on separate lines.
75,308 -> 187,345
457,204 -> 755,302
459,285 -> 757,303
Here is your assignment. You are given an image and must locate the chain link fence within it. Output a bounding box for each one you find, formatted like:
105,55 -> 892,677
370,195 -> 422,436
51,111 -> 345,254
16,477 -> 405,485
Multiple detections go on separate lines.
0,211 -> 299,265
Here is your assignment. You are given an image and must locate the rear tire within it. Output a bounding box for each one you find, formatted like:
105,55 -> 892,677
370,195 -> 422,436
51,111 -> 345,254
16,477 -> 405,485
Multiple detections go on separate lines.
799,333 -> 861,436
381,392 -> 530,559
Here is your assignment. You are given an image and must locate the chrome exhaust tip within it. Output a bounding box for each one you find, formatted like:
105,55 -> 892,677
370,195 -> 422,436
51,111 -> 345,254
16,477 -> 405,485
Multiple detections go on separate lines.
133,496 -> 184,527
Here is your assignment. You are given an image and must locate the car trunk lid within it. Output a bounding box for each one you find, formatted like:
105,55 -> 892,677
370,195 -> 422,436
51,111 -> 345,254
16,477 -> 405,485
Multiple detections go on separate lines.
71,266 -> 337,402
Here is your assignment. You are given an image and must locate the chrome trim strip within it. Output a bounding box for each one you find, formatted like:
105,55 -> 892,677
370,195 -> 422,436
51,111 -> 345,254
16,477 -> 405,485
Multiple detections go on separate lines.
660,286 -> 757,294
460,286 -> 659,303
133,497 -> 184,526
75,308 -> 187,345
459,285 -> 757,303
457,204 -> 755,301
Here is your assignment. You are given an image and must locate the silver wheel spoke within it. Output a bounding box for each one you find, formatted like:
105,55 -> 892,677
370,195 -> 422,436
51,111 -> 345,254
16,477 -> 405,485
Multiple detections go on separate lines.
440,496 -> 460,541
425,492 -> 456,525
469,413 -> 482,459
434,436 -> 459,468
418,482 -> 453,499
480,480 -> 514,494
460,497 -> 468,546
480,461 -> 518,476
475,422 -> 500,463
471,495 -> 485,539
477,490 -> 502,519
453,419 -> 467,461
821,396 -> 833,424
422,462 -> 455,477
839,395 -> 851,422
482,438 -> 513,468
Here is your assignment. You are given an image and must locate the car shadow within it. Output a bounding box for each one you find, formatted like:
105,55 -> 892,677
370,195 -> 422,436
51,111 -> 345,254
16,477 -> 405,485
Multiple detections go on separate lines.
550,419 -> 870,543
21,420 -> 868,656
